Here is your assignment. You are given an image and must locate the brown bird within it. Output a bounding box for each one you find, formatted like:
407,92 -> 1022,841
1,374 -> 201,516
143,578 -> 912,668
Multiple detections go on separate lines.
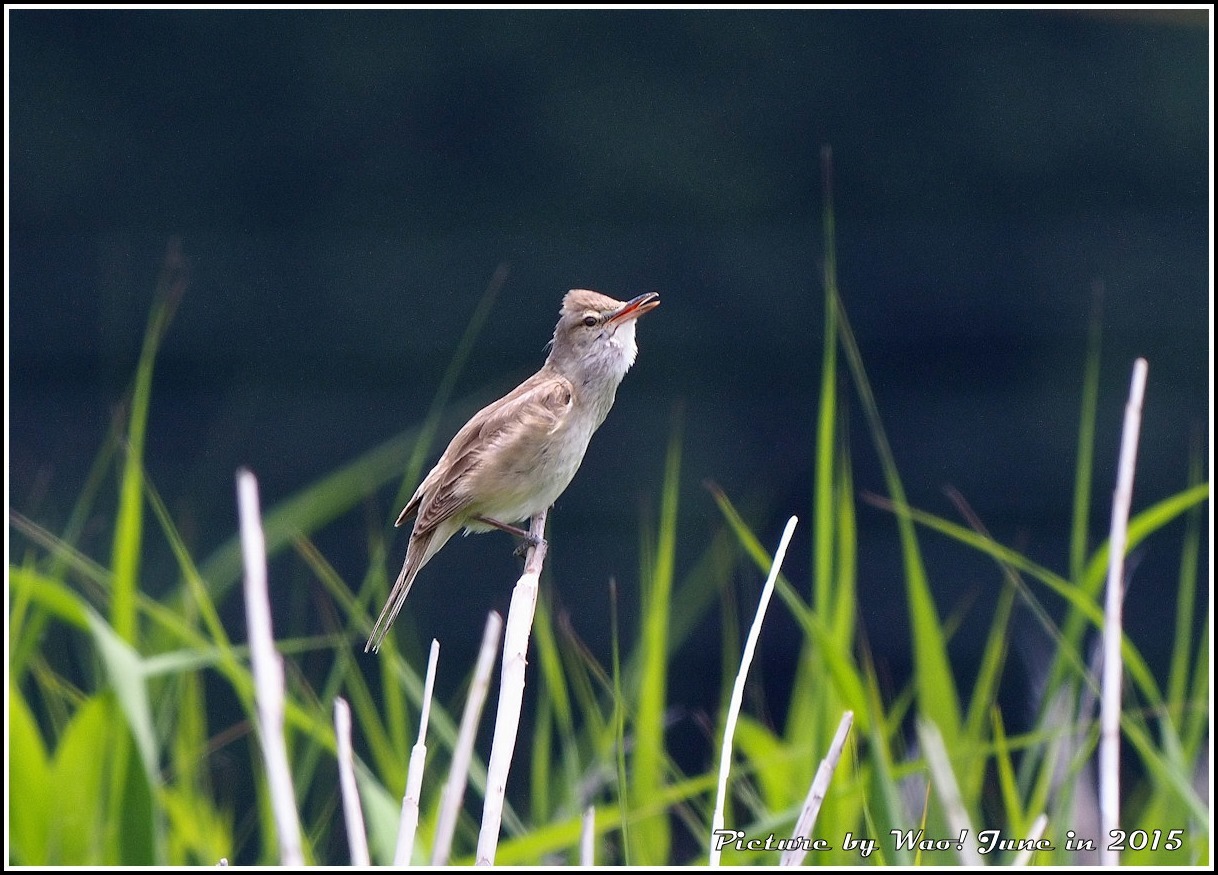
366,288 -> 660,652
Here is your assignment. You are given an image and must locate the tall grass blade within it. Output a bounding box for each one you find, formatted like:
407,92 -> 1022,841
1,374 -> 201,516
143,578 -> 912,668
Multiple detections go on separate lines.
816,150 -> 960,748
1167,436 -> 1204,713
814,145 -> 840,615
92,243 -> 186,866
864,491 -> 1180,707
630,413 -> 682,863
833,289 -> 962,746
111,239 -> 186,644
1069,283 -> 1104,583
609,577 -> 631,865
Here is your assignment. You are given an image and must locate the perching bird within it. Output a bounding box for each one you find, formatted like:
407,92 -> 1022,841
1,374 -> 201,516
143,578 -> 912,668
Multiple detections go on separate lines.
366,288 -> 660,652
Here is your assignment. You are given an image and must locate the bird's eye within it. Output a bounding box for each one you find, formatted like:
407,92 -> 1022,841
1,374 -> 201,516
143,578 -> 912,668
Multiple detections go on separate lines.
582,315 -> 598,327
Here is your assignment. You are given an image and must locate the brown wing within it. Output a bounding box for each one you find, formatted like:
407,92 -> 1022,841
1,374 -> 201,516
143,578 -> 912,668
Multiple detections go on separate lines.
399,369 -> 574,537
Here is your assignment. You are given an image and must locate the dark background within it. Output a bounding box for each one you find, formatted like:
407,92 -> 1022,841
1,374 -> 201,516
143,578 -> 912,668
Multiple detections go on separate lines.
8,5 -> 1210,833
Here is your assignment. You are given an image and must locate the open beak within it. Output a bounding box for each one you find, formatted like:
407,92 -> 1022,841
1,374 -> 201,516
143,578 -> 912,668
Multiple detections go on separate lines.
607,291 -> 660,325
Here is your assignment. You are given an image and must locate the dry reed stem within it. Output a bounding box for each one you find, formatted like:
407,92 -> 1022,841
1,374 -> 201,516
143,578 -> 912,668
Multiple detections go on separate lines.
1099,357 -> 1148,864
708,515 -> 798,865
432,611 -> 505,864
476,509 -> 549,865
334,697 -> 370,866
236,468 -> 304,865
780,710 -> 854,866
394,638 -> 441,864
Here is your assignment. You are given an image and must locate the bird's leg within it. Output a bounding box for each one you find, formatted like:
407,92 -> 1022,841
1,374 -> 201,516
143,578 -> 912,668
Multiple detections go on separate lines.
474,514 -> 548,556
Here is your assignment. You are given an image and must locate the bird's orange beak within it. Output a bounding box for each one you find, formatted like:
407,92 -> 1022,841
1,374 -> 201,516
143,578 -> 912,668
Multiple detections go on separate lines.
608,291 -> 660,325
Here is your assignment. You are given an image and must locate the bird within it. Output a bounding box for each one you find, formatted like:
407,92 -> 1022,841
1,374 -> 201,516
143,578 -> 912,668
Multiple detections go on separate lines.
366,288 -> 660,652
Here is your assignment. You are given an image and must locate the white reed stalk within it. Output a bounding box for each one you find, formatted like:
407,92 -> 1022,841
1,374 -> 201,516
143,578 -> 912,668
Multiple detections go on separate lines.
917,719 -> 982,866
780,710 -> 854,866
394,638 -> 441,865
708,516 -> 798,865
236,468 -> 303,866
580,805 -> 596,866
431,611 -> 505,865
1100,357 -> 1148,865
1012,813 -> 1048,866
476,509 -> 549,865
334,697 -> 370,866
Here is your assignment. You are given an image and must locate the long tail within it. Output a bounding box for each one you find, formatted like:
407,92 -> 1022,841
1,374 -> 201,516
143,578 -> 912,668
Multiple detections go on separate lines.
366,532 -> 433,653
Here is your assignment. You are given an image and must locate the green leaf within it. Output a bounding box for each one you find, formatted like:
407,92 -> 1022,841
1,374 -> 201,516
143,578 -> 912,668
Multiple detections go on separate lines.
8,566 -> 91,633
356,760 -> 406,865
47,695 -> 114,864
732,716 -> 791,812
162,786 -> 233,865
84,608 -> 160,788
8,683 -> 52,864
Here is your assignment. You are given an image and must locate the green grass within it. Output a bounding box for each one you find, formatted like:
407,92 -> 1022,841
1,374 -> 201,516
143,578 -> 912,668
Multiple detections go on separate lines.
8,212 -> 1209,864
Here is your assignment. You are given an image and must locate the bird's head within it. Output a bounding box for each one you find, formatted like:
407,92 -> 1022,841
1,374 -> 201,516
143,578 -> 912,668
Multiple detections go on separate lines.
547,289 -> 660,383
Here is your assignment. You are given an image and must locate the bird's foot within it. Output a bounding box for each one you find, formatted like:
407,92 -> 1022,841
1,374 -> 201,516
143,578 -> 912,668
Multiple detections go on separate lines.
473,515 -> 547,556
512,532 -> 548,558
